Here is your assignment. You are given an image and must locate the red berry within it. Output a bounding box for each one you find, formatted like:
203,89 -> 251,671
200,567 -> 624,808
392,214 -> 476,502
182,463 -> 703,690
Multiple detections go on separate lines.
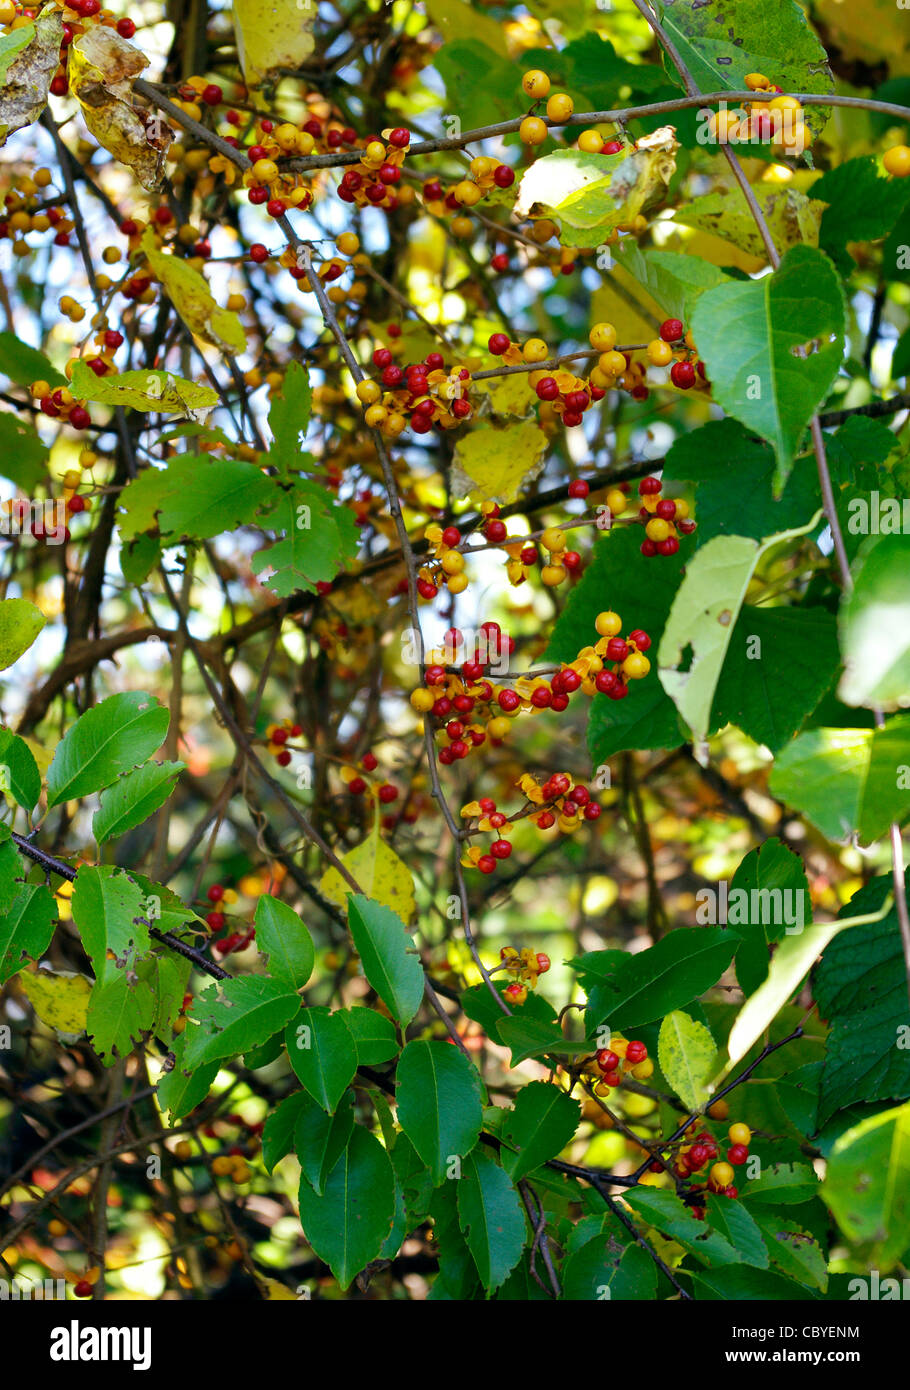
485,519 -> 507,544
531,687 -> 552,708
378,783 -> 398,803
388,127 -> 410,147
640,539 -> 657,557
116,16 -> 135,36
491,253 -> 509,272
73,1280 -> 93,1298
535,377 -> 559,401
362,752 -> 378,771
477,855 -> 496,874
670,360 -> 695,390
658,536 -> 680,556
583,802 -> 601,820
493,164 -> 515,187
497,689 -> 520,712
627,629 -> 650,651
69,406 -> 91,430
625,1040 -> 647,1064
536,810 -> 555,829
595,670 -> 617,694
67,496 -> 86,514
596,1049 -> 619,1072
568,479 -> 589,499
276,749 -> 292,766
563,551 -> 581,571
536,953 -> 551,973
206,911 -> 225,930
638,476 -> 662,496
249,243 -> 269,263
348,776 -> 367,795
491,839 -> 512,859
727,1143 -> 749,1166
660,318 -> 684,343
488,332 -> 510,356
605,637 -> 629,662
202,84 -> 223,106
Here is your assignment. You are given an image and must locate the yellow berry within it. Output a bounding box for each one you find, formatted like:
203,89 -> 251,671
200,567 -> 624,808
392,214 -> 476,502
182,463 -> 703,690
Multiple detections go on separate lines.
356,379 -> 381,404
522,337 -> 549,363
451,216 -> 474,238
212,1155 -> 233,1176
540,527 -> 565,552
546,93 -> 574,123
174,1140 -> 193,1161
769,94 -> 802,114
590,321 -> 617,351
647,338 -> 673,367
541,564 -> 566,586
441,549 -> 465,575
337,232 -> 359,256
364,404 -> 388,428
595,611 -> 622,637
606,489 -> 627,516
745,72 -> 770,91
728,1122 -> 751,1146
488,716 -> 511,739
708,109 -> 742,144
522,69 -> 551,99
577,130 -> 603,153
884,145 -> 910,178
708,1098 -> 729,1120
710,1161 -> 735,1189
251,157 -> 279,184
645,518 -> 671,542
631,1058 -> 654,1080
48,1218 -> 67,1237
599,350 -> 626,376
454,180 -> 481,207
520,116 -> 548,146
622,652 -> 650,680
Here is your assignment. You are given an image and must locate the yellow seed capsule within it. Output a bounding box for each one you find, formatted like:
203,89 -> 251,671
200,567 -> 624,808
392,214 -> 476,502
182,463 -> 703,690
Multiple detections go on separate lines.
522,69 -> 551,99
364,404 -> 388,428
540,527 -> 565,552
606,489 -> 627,516
577,130 -> 603,153
708,109 -> 742,144
541,564 -> 566,586
337,231 -> 359,256
519,116 -> 548,146
622,651 -> 650,680
451,216 -> 474,239
589,321 -> 617,351
454,180 -> 481,206
599,350 -> 626,376
441,549 -> 465,575
410,688 -> 435,712
447,572 -> 469,594
647,338 -> 673,366
212,1156 -> 233,1176
728,1122 -> 752,1146
522,337 -> 549,363
356,379 -> 381,405
884,145 -> 910,178
595,611 -> 622,637
546,93 -> 574,123
745,72 -> 771,91
487,716 -> 511,739
645,518 -> 670,542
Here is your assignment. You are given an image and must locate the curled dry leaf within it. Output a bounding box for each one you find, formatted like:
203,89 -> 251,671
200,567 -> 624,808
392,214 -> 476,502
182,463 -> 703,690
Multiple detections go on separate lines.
68,26 -> 172,190
0,6 -> 64,147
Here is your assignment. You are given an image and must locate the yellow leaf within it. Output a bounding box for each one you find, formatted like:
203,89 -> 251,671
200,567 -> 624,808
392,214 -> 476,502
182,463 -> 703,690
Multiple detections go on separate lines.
0,8 -> 63,147
70,359 -> 218,417
261,1276 -> 303,1300
141,231 -> 246,356
472,366 -> 536,420
319,824 -> 416,923
451,422 -> 548,505
233,0 -> 316,87
424,0 -> 509,55
673,181 -> 824,261
21,969 -> 92,1036
69,27 -> 172,191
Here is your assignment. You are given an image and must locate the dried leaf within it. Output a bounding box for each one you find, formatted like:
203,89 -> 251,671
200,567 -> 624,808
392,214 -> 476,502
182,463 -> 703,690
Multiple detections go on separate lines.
0,8 -> 63,147
141,230 -> 247,356
233,0 -> 316,86
69,27 -> 172,191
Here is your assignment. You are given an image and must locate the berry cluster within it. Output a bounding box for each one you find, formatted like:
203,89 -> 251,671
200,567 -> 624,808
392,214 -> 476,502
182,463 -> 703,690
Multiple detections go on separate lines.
590,1036 -> 652,1096
707,77 -> 807,155
341,752 -> 400,807
674,1121 -> 753,1211
608,475 -> 696,558
359,344 -> 472,442
203,882 -> 256,956
497,946 -> 551,1004
460,773 -> 600,873
336,125 -> 410,210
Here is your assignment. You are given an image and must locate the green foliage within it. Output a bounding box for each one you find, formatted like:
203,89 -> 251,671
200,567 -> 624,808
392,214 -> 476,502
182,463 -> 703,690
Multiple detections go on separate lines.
46,692 -> 169,808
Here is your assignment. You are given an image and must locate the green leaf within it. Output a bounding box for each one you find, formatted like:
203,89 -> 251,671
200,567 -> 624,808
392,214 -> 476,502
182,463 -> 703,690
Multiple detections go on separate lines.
184,976 -> 301,1070
457,1149 -> 526,1295
262,1091 -> 308,1172
623,1187 -> 739,1267
156,1030 -> 218,1121
561,1236 -> 657,1301
740,1161 -> 820,1206
814,879 -> 910,1123
500,1081 -> 580,1181
838,533 -> 910,712
711,605 -> 840,752
71,865 -> 150,975
814,156 -> 910,272
0,829 -> 21,914
285,1005 -> 358,1113
657,1011 -> 718,1112
346,894 -> 423,1028
655,0 -> 833,138
689,1265 -> 819,1300
495,1014 -> 578,1066
704,1195 -> 769,1268
751,1210 -> 827,1290
93,761 -> 184,844
70,359 -> 218,414
252,482 -> 359,596
47,692 -> 169,808
690,245 -> 845,492
515,142 -> 677,247
0,330 -> 65,387
0,414 -> 48,490
296,1125 -> 395,1290
266,360 -> 311,471
727,839 -> 811,996
254,895 -> 315,990
546,528 -> 695,761
87,957 -> 157,1063
396,1039 -> 484,1185
0,597 -> 45,671
117,455 -> 274,543
0,883 -> 56,984
822,1102 -> 910,1269
120,534 -> 161,586
614,242 -> 730,321
658,521 -> 823,746
768,719 -> 910,844
339,1006 -> 399,1064
663,419 -> 820,546
586,928 -> 737,1032
295,1088 -> 355,1194
0,727 -> 41,811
